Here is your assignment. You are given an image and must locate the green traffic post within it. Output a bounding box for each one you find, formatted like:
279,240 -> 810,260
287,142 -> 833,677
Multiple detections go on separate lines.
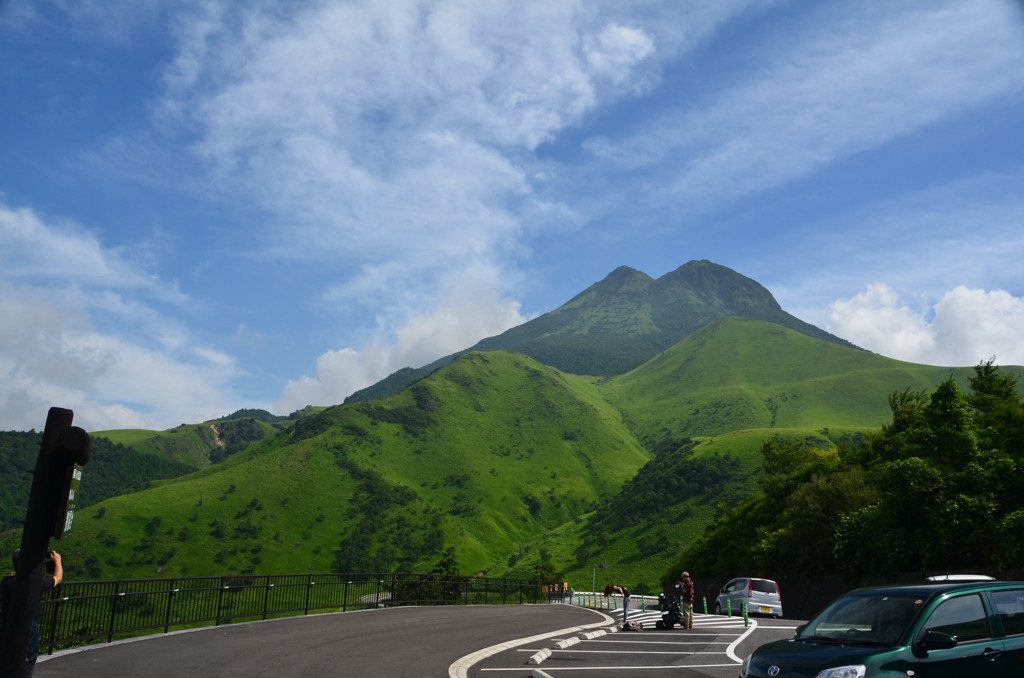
703,596 -> 708,615
641,596 -> 646,612
743,601 -> 749,626
727,599 -> 732,617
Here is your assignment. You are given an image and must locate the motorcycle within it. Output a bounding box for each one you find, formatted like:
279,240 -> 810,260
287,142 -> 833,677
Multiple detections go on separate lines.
655,583 -> 684,630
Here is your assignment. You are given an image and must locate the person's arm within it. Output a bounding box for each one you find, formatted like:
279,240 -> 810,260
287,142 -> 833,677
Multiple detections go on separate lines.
50,551 -> 62,586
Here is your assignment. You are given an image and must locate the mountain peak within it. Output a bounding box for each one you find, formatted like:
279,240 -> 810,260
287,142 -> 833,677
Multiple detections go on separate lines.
345,261 -> 858,403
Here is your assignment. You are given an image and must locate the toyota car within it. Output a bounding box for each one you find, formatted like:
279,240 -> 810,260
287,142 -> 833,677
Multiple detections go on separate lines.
740,580 -> 1024,678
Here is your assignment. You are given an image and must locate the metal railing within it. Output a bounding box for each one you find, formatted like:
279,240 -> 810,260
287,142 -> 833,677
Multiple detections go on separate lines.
38,572 -> 555,655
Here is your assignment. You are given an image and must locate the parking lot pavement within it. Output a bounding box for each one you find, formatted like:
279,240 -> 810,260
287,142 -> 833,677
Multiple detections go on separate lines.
468,608 -> 805,678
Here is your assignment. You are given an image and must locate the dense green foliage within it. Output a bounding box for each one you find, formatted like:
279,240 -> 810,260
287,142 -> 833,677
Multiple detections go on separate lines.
663,361 -> 1024,587
0,432 -> 195,532
345,260 -> 859,403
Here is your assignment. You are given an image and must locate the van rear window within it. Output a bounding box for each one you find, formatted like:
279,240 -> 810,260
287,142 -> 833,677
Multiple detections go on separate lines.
752,579 -> 778,593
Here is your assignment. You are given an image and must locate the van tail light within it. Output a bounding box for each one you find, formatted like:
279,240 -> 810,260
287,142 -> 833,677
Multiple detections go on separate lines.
776,582 -> 781,602
748,580 -> 753,598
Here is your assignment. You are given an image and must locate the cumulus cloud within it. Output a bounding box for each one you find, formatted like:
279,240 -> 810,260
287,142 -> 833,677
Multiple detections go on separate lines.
276,281 -> 526,412
0,203 -> 249,431
829,283 -> 1024,366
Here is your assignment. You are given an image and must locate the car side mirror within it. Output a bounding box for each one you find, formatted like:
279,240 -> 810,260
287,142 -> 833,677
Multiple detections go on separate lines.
916,631 -> 957,651
795,624 -> 806,636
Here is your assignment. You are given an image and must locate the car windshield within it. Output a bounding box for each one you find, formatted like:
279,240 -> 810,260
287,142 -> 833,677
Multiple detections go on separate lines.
798,594 -> 924,646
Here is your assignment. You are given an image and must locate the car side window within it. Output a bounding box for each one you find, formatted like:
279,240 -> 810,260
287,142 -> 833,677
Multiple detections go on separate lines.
991,589 -> 1024,637
724,579 -> 737,592
923,594 -> 991,643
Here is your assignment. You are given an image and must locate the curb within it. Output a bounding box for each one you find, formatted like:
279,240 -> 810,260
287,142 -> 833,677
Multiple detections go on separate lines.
528,648 -> 552,664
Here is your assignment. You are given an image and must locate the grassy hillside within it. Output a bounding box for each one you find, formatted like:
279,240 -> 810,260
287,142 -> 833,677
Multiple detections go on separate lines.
345,261 -> 859,403
93,418 -> 285,468
601,317 -> 1020,450
21,352 -> 650,581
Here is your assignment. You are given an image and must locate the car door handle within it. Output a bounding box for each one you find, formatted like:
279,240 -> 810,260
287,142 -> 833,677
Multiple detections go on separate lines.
982,647 -> 1001,661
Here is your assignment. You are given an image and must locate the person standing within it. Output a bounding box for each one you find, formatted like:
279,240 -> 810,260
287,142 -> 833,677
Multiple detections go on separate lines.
0,549 -> 62,678
680,571 -> 695,629
604,584 -> 631,625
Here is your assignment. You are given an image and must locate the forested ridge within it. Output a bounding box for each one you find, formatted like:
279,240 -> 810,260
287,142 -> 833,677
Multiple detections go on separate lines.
0,432 -> 196,532
663,360 -> 1024,585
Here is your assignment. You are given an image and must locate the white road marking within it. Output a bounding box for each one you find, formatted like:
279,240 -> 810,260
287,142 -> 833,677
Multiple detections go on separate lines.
481,664 -> 743,671
725,618 -> 758,663
517,649 -> 729,655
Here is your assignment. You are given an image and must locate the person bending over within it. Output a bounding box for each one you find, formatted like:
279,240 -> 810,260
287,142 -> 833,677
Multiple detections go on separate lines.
604,583 -> 631,624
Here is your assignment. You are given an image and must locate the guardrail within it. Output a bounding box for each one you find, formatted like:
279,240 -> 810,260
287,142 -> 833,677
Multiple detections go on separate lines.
38,572 -> 555,655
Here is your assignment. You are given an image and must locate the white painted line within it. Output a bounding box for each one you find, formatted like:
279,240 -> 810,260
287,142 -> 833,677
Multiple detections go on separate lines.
518,649 -> 728,655
725,618 -> 758,663
482,663 -> 744,671
447,608 -> 615,678
580,640 -> 732,645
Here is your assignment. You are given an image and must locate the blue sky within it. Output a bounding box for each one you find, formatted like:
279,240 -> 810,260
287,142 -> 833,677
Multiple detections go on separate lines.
2,0 -> 1024,431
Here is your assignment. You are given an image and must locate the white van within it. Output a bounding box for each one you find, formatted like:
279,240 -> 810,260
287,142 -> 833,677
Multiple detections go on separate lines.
714,577 -> 782,618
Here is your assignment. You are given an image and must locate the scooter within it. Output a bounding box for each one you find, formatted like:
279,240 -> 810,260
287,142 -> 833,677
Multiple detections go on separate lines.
655,583 -> 684,630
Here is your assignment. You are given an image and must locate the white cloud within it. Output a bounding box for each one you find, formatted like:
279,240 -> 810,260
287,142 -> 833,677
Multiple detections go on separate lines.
154,0 -> 762,315
276,280 -> 526,411
0,203 -> 252,431
829,283 -> 1024,366
586,0 -> 1024,208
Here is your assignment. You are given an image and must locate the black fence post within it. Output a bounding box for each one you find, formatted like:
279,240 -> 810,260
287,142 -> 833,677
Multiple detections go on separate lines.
215,577 -> 226,626
262,577 -> 272,621
163,579 -> 176,634
108,581 -> 122,643
304,576 -> 313,615
46,597 -> 63,656
342,580 -> 349,612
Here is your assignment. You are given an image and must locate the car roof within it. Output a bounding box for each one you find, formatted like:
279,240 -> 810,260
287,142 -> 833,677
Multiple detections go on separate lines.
847,581 -> 1024,597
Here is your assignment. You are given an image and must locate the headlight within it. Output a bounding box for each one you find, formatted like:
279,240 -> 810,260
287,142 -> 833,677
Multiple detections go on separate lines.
812,667 -> 865,678
740,654 -> 751,676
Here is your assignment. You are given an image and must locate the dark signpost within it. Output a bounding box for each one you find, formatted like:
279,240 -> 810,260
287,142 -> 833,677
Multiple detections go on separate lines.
0,408 -> 90,678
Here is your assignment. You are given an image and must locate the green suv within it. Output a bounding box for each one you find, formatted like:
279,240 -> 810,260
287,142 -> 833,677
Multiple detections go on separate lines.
740,580 -> 1024,678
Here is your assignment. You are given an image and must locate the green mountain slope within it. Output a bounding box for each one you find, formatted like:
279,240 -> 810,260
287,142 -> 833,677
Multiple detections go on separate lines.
601,317 -> 1009,450
0,432 -> 195,532
345,260 -> 858,403
93,417 -> 287,468
504,320 -> 1024,591
21,352 -> 650,581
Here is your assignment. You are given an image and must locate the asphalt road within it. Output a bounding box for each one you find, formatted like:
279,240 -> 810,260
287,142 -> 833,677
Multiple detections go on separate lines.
36,604 -> 609,678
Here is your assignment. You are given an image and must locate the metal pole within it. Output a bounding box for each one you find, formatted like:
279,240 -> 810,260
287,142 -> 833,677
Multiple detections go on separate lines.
216,578 -> 226,626
108,583 -> 122,642
262,578 -> 273,621
304,576 -> 313,615
163,581 -> 176,634
342,580 -> 349,612
46,597 -> 63,656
